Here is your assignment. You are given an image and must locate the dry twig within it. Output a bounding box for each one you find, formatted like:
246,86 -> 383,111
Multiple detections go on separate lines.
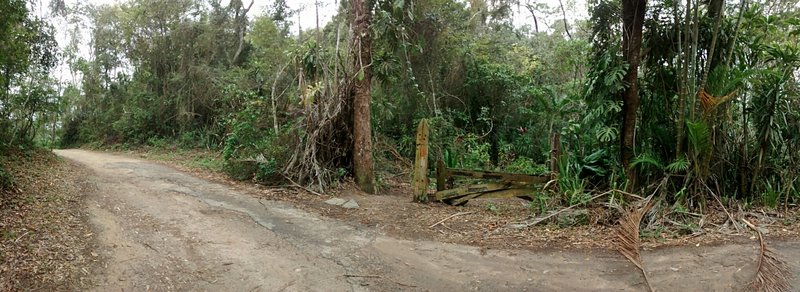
283,174 -> 323,196
742,219 -> 793,292
429,211 -> 476,228
616,195 -> 655,292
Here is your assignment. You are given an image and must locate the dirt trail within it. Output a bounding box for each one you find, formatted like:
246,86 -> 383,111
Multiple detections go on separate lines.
56,149 -> 799,291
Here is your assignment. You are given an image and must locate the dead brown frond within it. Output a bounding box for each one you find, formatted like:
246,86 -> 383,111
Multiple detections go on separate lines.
742,219 -> 793,292
699,88 -> 737,114
616,195 -> 655,292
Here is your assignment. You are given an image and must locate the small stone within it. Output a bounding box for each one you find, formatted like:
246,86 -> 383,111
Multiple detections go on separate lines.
91,252 -> 99,257
342,200 -> 359,209
324,198 -> 347,206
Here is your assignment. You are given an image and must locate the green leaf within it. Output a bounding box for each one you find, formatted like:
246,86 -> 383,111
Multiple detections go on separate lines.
597,126 -> 617,142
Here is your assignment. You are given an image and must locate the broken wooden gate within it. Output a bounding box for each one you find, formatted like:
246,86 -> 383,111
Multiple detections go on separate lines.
412,119 -> 560,205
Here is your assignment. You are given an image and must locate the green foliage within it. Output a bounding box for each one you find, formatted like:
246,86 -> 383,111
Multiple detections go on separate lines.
557,155 -> 589,206
665,158 -> 689,173
631,152 -> 664,171
0,0 -> 60,146
528,192 -> 550,215
504,157 -> 548,174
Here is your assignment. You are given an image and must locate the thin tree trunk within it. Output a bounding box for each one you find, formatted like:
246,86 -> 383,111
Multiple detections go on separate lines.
558,0 -> 572,39
675,0 -> 688,156
725,0 -> 747,67
620,0 -> 648,185
699,0 -> 724,91
231,0 -> 254,66
689,1 -> 699,120
525,3 -> 539,33
271,63 -> 289,134
351,0 -> 375,194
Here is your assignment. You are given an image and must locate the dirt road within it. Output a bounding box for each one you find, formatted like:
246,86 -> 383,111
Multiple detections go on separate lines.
55,149 -> 798,291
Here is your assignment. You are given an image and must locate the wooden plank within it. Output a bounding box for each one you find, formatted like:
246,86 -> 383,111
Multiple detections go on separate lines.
412,119 -> 430,202
446,168 -> 550,184
434,183 -> 514,201
474,188 -> 536,200
449,188 -> 536,206
446,193 -> 483,206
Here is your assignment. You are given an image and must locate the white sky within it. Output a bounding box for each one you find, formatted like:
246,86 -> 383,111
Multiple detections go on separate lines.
32,0 -> 588,84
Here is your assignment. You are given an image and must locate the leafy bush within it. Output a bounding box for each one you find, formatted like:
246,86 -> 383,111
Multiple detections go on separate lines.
504,156 -> 548,174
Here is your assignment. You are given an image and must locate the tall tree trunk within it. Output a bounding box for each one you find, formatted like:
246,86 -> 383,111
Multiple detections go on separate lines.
351,0 -> 376,194
620,0 -> 648,184
675,0 -> 689,157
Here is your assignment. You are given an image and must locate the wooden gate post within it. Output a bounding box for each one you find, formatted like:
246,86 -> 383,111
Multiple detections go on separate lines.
412,119 -> 430,202
550,132 -> 560,181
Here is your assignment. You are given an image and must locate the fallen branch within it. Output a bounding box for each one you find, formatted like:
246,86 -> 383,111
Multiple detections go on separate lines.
742,219 -> 793,292
507,189 -> 636,229
283,174 -> 323,196
429,211 -> 477,228
388,147 -> 412,168
344,274 -> 382,278
704,181 -> 741,234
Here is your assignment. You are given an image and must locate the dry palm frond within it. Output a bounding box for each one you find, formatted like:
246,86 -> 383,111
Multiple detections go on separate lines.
742,219 -> 793,292
698,88 -> 737,113
616,195 -> 655,292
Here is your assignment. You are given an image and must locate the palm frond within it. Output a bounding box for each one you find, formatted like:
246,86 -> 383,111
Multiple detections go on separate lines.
631,152 -> 664,171
616,195 -> 655,292
743,219 -> 793,292
665,157 -> 690,173
686,120 -> 711,156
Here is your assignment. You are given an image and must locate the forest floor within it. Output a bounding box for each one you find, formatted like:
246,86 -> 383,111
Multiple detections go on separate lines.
26,148 -> 794,290
0,149 -> 96,291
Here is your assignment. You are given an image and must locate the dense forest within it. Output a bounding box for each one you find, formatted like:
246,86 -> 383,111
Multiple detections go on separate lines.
2,0 -> 799,210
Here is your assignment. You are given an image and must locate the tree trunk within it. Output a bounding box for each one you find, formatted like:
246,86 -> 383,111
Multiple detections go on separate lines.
351,0 -> 376,194
231,0 -> 254,66
675,0 -> 689,157
620,0 -> 648,183
558,0 -> 572,39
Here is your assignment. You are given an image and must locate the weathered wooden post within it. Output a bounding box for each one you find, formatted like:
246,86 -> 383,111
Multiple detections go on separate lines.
412,119 -> 430,202
436,159 -> 447,191
550,132 -> 560,181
